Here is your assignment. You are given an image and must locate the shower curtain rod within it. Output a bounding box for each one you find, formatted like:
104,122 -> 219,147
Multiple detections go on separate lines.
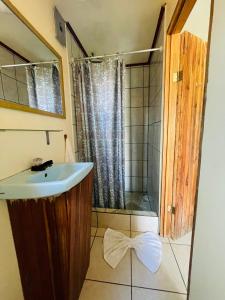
72,46 -> 163,62
0,60 -> 58,69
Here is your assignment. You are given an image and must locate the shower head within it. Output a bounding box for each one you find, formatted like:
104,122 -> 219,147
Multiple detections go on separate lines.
90,58 -> 103,63
90,52 -> 103,63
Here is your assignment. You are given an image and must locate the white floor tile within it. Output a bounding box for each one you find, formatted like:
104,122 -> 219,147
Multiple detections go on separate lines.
132,243 -> 187,293
96,228 -> 130,237
79,280 -> 131,300
131,215 -> 158,233
132,287 -> 187,300
169,232 -> 192,246
131,231 -> 169,243
86,237 -> 131,285
171,244 -> 191,286
97,213 -> 130,230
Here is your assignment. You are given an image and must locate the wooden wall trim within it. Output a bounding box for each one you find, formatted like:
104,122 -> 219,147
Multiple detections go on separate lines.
126,5 -> 165,67
66,22 -> 88,57
148,6 -> 165,64
167,0 -> 197,34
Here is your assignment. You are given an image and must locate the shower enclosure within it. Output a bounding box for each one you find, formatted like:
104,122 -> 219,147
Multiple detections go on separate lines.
67,17 -> 164,217
124,58 -> 163,214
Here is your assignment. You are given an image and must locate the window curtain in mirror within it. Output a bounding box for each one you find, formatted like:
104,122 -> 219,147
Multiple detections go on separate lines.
26,64 -> 62,114
72,58 -> 125,209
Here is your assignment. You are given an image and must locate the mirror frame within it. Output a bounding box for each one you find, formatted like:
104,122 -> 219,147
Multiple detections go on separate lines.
0,0 -> 66,119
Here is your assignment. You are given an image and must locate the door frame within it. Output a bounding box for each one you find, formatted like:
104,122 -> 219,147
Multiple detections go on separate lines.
160,0 -> 214,238
160,0 -> 214,297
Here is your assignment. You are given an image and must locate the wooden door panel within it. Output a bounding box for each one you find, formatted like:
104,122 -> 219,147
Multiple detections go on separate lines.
172,32 -> 207,239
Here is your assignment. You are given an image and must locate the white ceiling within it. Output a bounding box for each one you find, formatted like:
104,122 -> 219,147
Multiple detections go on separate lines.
55,0 -> 165,64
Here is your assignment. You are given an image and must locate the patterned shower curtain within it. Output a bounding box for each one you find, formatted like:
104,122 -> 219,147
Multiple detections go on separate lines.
26,64 -> 62,114
72,58 -> 125,209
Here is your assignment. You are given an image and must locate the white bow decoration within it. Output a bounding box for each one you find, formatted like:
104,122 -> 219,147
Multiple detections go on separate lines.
103,228 -> 162,273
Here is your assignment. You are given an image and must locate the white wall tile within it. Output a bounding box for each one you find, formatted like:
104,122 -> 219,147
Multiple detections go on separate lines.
144,66 -> 150,87
124,68 -> 130,88
0,75 -> 4,99
131,177 -> 143,192
17,82 -> 29,105
144,87 -> 149,106
1,74 -> 18,103
131,144 -> 143,161
124,88 -> 130,107
131,67 -> 143,88
15,57 -> 27,83
0,46 -> 15,78
124,108 -> 131,126
131,88 -> 143,107
131,107 -> 143,125
131,126 -> 144,143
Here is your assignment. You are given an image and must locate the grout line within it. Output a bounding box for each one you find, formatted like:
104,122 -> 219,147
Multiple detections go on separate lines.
129,68 -> 132,193
90,225 -> 97,250
85,278 -> 131,288
1,71 -> 27,86
85,279 -> 187,295
142,66 -> 145,193
0,71 -> 5,99
169,240 -> 187,290
130,214 -> 132,300
132,285 -> 187,295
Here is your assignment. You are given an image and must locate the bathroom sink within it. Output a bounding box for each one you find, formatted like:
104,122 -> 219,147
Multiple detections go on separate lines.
0,163 -> 93,200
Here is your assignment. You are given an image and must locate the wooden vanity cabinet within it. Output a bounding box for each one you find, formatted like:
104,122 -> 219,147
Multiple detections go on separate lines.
7,170 -> 93,300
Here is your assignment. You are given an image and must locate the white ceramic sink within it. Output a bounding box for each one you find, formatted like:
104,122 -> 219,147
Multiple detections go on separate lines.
0,163 -> 93,200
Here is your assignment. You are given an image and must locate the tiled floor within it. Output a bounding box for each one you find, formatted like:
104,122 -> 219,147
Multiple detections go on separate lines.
81,228 -> 192,300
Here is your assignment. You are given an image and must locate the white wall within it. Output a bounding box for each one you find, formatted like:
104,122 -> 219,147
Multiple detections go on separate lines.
182,0 -> 211,41
0,0 -> 74,181
189,1 -> 225,299
0,0 -> 74,299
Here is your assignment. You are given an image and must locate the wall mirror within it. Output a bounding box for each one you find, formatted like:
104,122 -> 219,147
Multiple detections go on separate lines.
0,0 -> 65,118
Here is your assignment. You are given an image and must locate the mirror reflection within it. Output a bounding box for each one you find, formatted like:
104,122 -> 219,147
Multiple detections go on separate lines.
0,1 -> 64,116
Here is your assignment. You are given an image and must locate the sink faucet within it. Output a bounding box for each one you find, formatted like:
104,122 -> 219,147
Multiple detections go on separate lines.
31,160 -> 53,171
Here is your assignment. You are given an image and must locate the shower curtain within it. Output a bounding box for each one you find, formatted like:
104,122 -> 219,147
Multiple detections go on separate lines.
26,64 -> 62,114
72,58 -> 125,209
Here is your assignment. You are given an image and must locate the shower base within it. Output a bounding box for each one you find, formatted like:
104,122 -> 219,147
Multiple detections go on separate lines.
125,192 -> 153,212
92,192 -> 157,217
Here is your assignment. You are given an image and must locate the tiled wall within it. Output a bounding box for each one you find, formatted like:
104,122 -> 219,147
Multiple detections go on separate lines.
124,66 -> 150,193
66,29 -> 85,160
147,17 -> 164,213
0,45 -> 28,105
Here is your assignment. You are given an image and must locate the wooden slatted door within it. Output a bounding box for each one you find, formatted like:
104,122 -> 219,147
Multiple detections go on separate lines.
171,31 -> 207,239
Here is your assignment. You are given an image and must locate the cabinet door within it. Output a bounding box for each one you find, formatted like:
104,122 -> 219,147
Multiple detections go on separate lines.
7,171 -> 93,300
68,171 -> 93,300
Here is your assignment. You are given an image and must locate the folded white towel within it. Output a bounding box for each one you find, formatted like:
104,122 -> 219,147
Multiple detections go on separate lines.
103,228 -> 162,273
